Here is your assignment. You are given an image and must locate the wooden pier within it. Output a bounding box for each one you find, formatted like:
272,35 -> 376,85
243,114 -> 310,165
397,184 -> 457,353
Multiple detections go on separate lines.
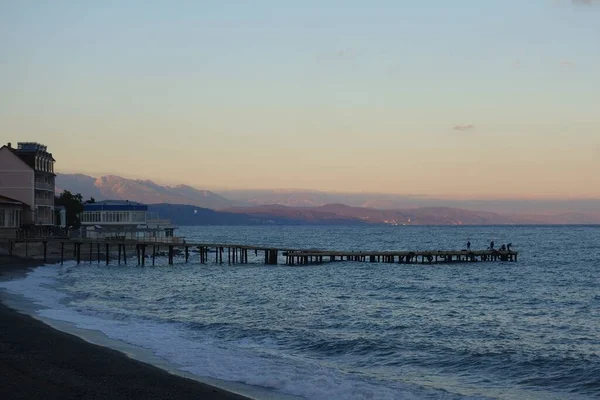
285,249 -> 517,265
1,238 -> 518,266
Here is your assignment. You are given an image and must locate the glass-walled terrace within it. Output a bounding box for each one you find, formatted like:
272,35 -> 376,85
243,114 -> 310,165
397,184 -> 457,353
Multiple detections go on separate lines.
80,210 -> 146,224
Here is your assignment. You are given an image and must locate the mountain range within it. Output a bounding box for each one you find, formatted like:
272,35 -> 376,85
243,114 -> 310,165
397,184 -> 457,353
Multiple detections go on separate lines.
56,174 -> 237,209
56,173 -> 600,225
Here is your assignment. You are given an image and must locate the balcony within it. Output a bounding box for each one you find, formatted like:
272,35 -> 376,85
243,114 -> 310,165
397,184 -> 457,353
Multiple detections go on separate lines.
35,197 -> 54,206
35,216 -> 54,225
35,181 -> 54,191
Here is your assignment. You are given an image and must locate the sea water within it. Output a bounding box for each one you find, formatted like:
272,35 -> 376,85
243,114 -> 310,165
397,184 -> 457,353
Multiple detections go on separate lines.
1,226 -> 599,400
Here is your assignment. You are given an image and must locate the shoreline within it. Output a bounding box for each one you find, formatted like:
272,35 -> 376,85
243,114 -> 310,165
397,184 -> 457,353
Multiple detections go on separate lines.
0,255 -> 254,400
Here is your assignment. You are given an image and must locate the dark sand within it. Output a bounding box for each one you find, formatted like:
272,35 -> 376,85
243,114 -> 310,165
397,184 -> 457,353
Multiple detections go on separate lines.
0,255 -> 251,400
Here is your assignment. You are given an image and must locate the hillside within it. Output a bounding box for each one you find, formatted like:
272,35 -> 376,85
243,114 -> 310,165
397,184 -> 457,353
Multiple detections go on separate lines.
223,204 -> 524,225
147,204 -> 268,226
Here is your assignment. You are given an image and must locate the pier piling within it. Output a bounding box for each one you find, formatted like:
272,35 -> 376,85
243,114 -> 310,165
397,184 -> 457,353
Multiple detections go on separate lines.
0,239 -> 518,268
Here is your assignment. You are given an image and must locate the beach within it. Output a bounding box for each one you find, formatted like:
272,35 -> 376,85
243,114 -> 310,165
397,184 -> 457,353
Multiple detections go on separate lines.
0,255 -> 251,400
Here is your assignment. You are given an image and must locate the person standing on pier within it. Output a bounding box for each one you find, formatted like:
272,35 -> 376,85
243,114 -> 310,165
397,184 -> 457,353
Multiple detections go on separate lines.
489,241 -> 495,250
467,241 -> 471,251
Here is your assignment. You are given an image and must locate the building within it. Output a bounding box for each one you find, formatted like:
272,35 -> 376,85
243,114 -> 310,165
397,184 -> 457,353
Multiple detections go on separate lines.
0,195 -> 27,237
0,142 -> 56,228
79,200 -> 178,242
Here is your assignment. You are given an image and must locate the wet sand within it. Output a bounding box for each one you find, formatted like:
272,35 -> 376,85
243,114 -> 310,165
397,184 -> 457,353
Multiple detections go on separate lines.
0,255 -> 251,400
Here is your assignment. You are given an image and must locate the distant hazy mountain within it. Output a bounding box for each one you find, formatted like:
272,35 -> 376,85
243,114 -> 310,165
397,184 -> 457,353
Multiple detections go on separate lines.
147,204 -> 270,225
219,204 -> 365,225
54,173 -> 105,200
223,204 -> 518,225
224,204 -> 600,225
56,174 -> 238,209
218,189 -> 338,208
219,189 -> 600,215
56,173 -> 600,225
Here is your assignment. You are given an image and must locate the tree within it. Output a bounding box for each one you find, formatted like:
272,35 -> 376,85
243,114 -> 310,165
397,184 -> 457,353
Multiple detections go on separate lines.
55,190 -> 84,228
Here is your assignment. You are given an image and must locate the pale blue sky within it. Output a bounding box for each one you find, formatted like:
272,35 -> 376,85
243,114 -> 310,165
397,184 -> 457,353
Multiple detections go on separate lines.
1,0 -> 599,198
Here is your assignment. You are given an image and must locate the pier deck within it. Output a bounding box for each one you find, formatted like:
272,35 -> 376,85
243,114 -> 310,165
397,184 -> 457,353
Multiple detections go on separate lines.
0,238 -> 518,266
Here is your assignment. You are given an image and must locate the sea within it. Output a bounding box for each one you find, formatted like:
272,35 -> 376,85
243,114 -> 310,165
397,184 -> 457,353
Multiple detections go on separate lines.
1,225 -> 599,400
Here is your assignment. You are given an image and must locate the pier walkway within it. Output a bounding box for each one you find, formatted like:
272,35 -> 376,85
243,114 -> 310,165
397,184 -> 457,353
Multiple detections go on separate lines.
1,238 -> 518,266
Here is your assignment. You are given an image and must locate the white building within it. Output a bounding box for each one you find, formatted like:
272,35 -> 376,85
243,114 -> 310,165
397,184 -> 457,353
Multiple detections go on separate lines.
80,200 -> 178,242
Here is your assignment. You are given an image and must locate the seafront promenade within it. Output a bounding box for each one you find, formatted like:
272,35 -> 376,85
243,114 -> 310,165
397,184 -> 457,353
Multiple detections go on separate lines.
0,238 -> 518,266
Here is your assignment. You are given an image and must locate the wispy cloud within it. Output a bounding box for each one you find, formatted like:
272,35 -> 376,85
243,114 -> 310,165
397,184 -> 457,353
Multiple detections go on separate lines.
559,59 -> 576,68
453,124 -> 475,132
335,48 -> 356,58
385,64 -> 402,77
553,0 -> 599,6
315,48 -> 363,64
572,0 -> 599,5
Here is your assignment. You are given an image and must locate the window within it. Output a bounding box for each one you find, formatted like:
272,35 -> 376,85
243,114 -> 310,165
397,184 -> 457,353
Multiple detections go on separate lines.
0,210 -> 4,227
132,211 -> 146,222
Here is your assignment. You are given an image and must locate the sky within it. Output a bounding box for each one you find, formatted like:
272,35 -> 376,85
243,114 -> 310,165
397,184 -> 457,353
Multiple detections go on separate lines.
1,0 -> 599,199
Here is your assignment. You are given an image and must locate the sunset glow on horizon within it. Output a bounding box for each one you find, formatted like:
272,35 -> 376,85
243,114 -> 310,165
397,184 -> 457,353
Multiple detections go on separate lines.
1,1 -> 599,199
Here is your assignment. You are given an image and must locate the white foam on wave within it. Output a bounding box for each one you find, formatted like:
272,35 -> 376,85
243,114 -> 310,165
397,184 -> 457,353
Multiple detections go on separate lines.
0,264 -> 445,400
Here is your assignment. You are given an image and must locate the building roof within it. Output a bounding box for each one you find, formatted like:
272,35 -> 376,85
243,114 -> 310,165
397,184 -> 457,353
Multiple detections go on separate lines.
84,200 -> 148,211
0,194 -> 26,206
0,145 -> 33,171
91,200 -> 146,206
1,142 -> 55,175
15,142 -> 55,160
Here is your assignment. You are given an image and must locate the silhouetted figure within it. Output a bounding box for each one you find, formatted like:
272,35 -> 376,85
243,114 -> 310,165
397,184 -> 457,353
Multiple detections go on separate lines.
507,243 -> 512,251
490,241 -> 494,250
500,244 -> 506,251
467,241 -> 471,251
